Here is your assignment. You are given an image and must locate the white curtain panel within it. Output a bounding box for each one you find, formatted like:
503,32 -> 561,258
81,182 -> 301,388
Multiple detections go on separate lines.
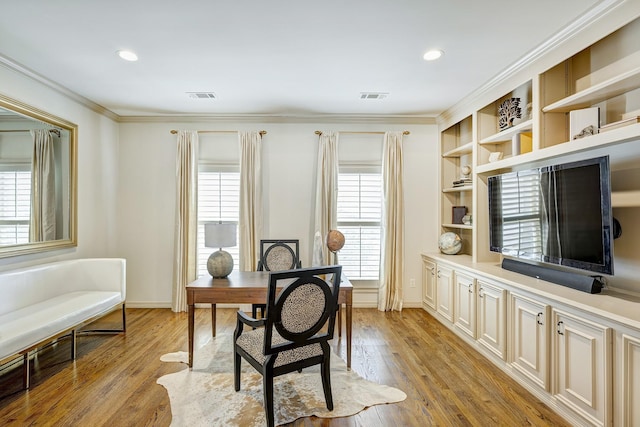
238,131 -> 263,271
313,132 -> 339,266
172,130 -> 199,312
378,131 -> 405,312
29,129 -> 56,242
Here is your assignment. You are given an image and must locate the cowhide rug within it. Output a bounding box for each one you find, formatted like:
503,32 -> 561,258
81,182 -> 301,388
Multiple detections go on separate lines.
157,334 -> 406,426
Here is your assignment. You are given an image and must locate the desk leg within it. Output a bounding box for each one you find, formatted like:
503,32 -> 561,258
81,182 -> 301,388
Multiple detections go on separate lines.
188,304 -> 195,368
337,305 -> 342,337
346,301 -> 352,369
211,304 -> 217,337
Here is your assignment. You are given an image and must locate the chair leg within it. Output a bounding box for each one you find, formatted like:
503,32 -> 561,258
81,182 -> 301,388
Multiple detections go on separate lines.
321,346 -> 334,410
263,369 -> 275,427
234,349 -> 241,391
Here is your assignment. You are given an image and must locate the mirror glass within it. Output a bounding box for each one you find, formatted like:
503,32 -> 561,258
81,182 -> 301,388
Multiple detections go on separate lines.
0,94 -> 76,257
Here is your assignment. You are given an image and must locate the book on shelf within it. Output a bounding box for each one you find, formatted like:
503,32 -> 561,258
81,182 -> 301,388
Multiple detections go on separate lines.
452,178 -> 472,187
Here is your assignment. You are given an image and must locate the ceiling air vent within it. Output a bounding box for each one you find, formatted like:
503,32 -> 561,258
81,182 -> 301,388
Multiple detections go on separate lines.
186,92 -> 217,99
360,92 -> 388,100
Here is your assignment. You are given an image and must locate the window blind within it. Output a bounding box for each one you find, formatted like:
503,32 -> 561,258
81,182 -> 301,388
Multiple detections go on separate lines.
0,170 -> 31,245
337,172 -> 382,280
197,169 -> 240,277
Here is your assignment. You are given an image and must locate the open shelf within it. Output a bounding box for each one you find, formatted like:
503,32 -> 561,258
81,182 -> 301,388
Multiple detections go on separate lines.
477,122 -> 640,174
442,223 -> 473,230
542,66 -> 640,113
442,141 -> 473,158
443,186 -> 472,193
612,190 -> 640,207
479,120 -> 533,144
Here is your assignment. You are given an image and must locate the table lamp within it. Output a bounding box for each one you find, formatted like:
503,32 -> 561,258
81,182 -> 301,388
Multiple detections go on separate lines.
204,222 -> 237,278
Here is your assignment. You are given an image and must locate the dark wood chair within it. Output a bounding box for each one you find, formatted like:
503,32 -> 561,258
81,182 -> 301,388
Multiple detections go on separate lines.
234,265 -> 342,427
252,239 -> 302,318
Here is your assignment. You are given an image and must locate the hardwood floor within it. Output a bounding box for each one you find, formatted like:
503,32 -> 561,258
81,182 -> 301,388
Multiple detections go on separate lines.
0,307 -> 570,426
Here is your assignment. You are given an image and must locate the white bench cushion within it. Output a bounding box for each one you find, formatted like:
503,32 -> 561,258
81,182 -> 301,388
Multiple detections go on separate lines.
0,291 -> 122,360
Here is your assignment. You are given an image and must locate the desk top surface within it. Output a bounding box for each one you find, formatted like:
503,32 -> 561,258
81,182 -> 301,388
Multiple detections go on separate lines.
187,270 -> 352,290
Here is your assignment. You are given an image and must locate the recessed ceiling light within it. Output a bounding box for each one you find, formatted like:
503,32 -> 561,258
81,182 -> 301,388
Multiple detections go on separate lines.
117,50 -> 138,62
423,49 -> 444,61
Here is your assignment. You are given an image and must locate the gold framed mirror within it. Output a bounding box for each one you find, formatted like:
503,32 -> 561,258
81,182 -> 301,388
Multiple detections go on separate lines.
0,93 -> 77,257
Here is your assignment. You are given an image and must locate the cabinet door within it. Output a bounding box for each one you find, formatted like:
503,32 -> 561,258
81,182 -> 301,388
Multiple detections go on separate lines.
553,309 -> 612,427
477,280 -> 506,360
422,258 -> 436,310
454,271 -> 476,338
436,265 -> 454,323
620,334 -> 640,426
510,293 -> 549,391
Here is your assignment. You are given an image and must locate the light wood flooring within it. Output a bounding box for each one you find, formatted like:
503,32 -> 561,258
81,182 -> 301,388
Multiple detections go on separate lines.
0,307 -> 570,426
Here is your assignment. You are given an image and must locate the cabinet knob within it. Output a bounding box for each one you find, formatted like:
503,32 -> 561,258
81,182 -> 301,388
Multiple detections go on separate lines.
536,312 -> 543,325
556,320 -> 564,335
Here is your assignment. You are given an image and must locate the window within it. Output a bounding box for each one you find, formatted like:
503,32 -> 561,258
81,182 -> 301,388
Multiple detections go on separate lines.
196,165 -> 240,277
337,168 -> 382,280
0,165 -> 31,245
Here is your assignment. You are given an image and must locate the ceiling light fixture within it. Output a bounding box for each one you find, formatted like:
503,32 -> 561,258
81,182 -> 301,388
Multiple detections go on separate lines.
423,49 -> 444,61
117,50 -> 138,62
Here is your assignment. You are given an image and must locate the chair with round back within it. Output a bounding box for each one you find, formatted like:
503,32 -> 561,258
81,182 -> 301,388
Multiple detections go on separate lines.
233,265 -> 342,427
252,239 -> 302,318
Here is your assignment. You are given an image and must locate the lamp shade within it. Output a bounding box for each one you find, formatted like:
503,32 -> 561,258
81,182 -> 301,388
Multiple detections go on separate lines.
204,223 -> 237,248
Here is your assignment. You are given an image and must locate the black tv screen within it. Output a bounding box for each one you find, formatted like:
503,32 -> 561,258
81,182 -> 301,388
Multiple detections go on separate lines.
488,156 -> 613,275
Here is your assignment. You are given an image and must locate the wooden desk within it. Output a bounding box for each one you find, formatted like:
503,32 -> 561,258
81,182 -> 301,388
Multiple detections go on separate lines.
186,270 -> 353,368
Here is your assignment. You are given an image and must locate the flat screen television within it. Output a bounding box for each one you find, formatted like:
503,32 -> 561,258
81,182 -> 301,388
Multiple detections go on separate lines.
488,155 -> 613,275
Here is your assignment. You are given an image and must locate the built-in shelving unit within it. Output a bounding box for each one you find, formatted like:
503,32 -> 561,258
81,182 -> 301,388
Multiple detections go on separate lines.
440,115 -> 474,256
439,14 -> 640,265
434,8 -> 640,427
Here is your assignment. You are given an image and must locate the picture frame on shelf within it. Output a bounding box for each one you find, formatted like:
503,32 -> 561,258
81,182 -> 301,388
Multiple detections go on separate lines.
570,107 -> 599,140
452,206 -> 467,224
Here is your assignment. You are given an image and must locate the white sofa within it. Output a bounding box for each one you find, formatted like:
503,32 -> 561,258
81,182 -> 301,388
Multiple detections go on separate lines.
0,258 -> 126,389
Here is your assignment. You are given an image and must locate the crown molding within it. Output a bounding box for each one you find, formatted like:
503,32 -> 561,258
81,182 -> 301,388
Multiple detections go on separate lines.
438,0 -> 626,128
116,113 -> 437,125
0,53 -> 120,121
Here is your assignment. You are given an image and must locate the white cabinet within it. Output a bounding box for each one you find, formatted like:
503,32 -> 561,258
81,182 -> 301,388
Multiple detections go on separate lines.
477,279 -> 506,360
436,265 -> 454,323
510,292 -> 550,391
619,333 -> 640,426
422,257 -> 436,310
454,271 -> 476,338
552,309 -> 612,427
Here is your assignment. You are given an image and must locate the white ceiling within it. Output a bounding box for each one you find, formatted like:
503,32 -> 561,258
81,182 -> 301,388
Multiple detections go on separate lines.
0,0 -> 601,118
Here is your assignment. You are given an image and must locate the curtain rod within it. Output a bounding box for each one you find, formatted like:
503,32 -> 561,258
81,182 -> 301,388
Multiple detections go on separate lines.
0,129 -> 61,137
170,129 -> 267,136
314,130 -> 410,136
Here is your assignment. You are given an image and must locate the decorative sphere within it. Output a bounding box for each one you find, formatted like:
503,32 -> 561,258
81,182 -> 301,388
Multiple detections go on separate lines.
326,229 -> 345,253
438,232 -> 462,255
207,250 -> 233,278
461,165 -> 472,177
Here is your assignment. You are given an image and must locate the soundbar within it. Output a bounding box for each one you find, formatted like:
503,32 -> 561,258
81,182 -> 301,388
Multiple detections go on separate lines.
501,258 -> 603,294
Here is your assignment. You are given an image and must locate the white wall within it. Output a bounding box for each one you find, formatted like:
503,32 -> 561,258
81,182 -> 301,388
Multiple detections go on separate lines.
0,67 -> 120,270
118,121 -> 439,308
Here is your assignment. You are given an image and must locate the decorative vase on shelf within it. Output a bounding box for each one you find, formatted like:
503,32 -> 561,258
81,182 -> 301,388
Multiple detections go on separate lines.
438,232 -> 462,255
